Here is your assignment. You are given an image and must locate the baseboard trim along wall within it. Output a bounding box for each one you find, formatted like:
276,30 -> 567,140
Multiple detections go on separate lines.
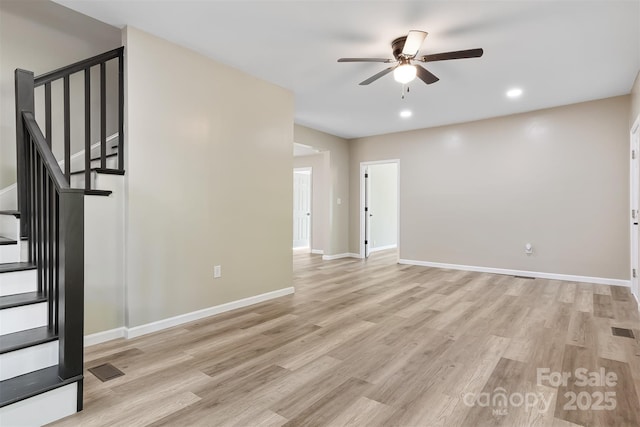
369,244 -> 397,253
398,259 -> 631,287
84,327 -> 127,347
322,253 -> 362,260
311,249 -> 324,255
84,286 -> 295,347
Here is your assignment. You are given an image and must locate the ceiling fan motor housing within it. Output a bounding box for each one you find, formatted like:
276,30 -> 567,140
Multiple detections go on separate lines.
392,36 -> 408,59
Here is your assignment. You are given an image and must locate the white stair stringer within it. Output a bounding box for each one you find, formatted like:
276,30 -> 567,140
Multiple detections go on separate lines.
0,303 -> 47,335
0,340 -> 58,381
0,381 -> 78,427
0,270 -> 36,297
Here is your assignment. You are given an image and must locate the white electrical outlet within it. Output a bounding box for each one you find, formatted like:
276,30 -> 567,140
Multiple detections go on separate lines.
214,265 -> 221,278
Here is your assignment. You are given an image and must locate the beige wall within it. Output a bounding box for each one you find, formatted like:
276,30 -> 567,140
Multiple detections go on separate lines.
0,0 -> 121,189
294,153 -> 329,253
84,174 -> 125,335
632,71 -> 640,128
350,96 -> 630,280
124,27 -> 294,328
293,125 -> 350,255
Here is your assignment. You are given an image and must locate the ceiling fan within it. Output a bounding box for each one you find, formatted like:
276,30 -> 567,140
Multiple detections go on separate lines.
338,30 -> 483,86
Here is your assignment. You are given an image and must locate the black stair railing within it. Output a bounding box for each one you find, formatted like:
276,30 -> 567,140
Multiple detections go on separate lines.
16,48 -> 124,226
22,110 -> 85,390
15,47 -> 124,236
14,82 -> 85,410
12,46 -> 124,412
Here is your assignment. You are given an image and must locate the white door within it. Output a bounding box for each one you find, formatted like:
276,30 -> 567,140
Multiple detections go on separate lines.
293,170 -> 311,248
364,168 -> 371,258
360,160 -> 400,260
631,118 -> 640,300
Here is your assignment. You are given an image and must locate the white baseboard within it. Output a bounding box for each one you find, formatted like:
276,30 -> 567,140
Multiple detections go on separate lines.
369,244 -> 397,253
322,253 -> 362,261
311,249 -> 324,255
398,259 -> 631,287
126,286 -> 294,339
84,327 -> 126,347
84,287 -> 295,345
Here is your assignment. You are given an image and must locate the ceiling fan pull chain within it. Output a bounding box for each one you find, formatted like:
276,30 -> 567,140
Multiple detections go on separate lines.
401,84 -> 410,100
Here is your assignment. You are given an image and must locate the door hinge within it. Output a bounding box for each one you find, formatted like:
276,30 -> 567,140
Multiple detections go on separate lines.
633,268 -> 637,279
633,150 -> 637,160
364,173 -> 368,178
365,207 -> 369,212
365,240 -> 368,245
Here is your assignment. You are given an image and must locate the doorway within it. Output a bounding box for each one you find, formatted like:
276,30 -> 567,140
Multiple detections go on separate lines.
293,168 -> 312,249
360,160 -> 399,259
631,116 -> 640,302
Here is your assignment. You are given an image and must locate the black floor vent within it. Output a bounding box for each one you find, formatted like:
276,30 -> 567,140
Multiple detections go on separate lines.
611,327 -> 635,339
89,363 -> 125,382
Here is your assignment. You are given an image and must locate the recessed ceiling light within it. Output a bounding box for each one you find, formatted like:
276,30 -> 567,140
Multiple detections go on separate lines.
507,88 -> 523,98
400,110 -> 412,118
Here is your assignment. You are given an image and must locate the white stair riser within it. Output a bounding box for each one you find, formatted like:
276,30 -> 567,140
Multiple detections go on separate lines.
0,303 -> 47,335
69,156 -> 119,188
0,340 -> 58,381
0,382 -> 77,426
0,243 -> 20,263
0,215 -> 19,240
91,155 -> 118,169
0,269 -> 36,296
20,241 -> 27,262
70,172 -> 96,190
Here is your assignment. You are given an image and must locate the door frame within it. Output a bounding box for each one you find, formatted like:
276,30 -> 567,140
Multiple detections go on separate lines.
293,167 -> 312,250
359,159 -> 400,260
630,115 -> 640,302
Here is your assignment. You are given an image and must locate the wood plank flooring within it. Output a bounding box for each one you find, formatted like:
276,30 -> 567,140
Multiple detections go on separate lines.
50,250 -> 640,426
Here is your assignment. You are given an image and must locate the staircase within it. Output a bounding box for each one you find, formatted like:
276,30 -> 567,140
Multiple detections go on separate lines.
0,211 -> 80,426
0,48 -> 124,426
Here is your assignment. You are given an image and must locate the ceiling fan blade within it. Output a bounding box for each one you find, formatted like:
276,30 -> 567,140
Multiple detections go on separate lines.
415,65 -> 439,84
418,48 -> 484,62
401,30 -> 427,57
338,58 -> 394,63
359,66 -> 396,85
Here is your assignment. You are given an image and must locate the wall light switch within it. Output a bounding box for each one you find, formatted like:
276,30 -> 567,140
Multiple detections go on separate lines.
214,265 -> 221,278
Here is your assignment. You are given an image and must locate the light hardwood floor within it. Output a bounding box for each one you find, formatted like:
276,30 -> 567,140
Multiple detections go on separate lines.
50,250 -> 640,426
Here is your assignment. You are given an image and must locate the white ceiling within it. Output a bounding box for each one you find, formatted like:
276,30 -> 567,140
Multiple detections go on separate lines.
55,0 -> 640,139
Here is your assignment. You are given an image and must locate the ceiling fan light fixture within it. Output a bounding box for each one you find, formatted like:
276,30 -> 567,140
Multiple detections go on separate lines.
393,63 -> 417,84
